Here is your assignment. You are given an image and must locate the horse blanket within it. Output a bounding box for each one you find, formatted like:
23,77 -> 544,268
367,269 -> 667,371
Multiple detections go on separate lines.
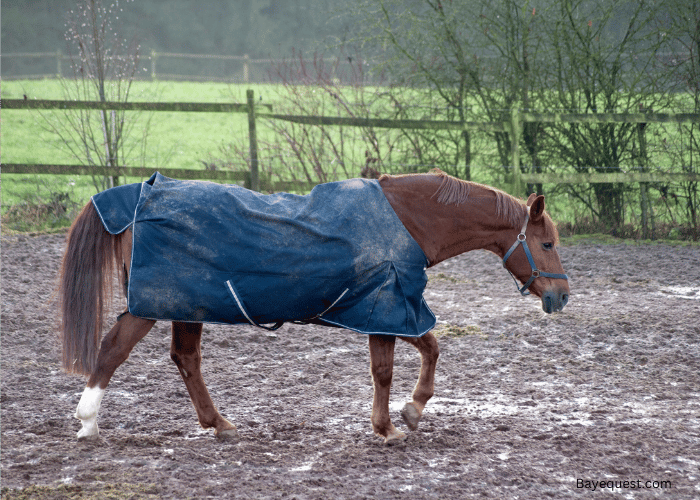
92,172 -> 436,337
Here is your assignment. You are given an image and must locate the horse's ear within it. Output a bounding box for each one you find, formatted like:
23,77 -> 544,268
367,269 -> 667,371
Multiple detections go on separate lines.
529,195 -> 546,223
526,193 -> 538,206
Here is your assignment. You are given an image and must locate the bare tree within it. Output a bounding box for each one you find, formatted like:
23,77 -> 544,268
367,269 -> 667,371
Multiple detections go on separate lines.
538,0 -> 673,233
656,0 -> 700,240
343,0 -> 694,236
215,50 -> 460,186
346,0 -> 558,186
350,0 -> 480,180
44,0 -> 146,191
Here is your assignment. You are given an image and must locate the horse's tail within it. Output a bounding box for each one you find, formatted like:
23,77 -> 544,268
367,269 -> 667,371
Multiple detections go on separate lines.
59,201 -> 124,376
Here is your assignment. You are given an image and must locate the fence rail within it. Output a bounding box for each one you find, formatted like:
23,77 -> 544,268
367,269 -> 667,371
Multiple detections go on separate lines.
2,95 -> 700,196
4,50 -> 689,83
1,51 -> 349,83
0,164 -> 315,193
521,111 -> 699,124
2,99 -> 272,113
0,164 -> 246,181
262,113 -> 506,133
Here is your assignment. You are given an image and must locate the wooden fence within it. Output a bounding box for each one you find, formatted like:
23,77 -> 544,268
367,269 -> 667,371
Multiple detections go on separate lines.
2,90 -> 271,191
1,51 -> 345,83
2,92 -> 700,197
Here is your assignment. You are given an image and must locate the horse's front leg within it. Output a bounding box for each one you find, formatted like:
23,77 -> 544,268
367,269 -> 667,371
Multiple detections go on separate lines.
170,321 -> 237,440
75,312 -> 156,439
398,332 -> 439,431
368,334 -> 405,444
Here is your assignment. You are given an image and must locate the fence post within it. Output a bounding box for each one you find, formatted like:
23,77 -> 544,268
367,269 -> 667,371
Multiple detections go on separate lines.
510,108 -> 523,197
247,89 -> 259,191
56,50 -> 62,77
151,50 -> 157,81
637,112 -> 655,239
244,54 -> 250,83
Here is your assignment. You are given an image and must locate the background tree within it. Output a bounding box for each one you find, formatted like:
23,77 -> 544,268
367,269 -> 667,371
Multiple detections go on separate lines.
1,0 -> 351,78
43,0 -> 147,191
537,0 -> 672,233
348,0 -> 552,184
655,0 -> 700,240
348,0 -> 483,180
349,0 -> 690,236
474,0 -> 550,194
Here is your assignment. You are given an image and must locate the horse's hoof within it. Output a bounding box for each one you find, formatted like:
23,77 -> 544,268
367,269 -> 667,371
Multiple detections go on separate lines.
77,426 -> 100,441
77,433 -> 101,442
400,402 -> 421,431
76,418 -> 100,440
215,427 -> 238,440
383,428 -> 406,445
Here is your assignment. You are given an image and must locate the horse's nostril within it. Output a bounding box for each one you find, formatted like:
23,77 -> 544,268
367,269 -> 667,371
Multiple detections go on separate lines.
562,293 -> 569,307
543,296 -> 553,313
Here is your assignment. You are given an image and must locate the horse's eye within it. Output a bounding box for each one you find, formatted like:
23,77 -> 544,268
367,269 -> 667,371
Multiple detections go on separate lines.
543,242 -> 554,250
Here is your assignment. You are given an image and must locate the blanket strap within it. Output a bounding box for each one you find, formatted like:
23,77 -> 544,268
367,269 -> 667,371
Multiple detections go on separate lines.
226,280 -> 284,331
226,281 -> 350,331
314,288 -> 349,318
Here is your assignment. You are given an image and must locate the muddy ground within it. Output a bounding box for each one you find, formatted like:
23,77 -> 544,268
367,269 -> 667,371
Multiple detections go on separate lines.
1,232 -> 699,499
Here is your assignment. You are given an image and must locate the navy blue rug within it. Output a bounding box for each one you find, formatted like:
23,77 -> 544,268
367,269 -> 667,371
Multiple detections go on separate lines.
92,172 -> 435,337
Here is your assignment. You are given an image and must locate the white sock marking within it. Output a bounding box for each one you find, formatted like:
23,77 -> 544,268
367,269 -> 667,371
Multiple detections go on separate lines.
75,386 -> 105,439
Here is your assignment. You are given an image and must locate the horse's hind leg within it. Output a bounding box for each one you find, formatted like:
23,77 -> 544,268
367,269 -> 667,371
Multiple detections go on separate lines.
75,313 -> 156,439
368,334 -> 405,444
398,332 -> 439,431
170,321 -> 237,440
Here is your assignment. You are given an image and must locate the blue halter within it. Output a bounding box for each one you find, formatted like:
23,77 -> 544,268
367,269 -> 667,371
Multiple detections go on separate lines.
502,212 -> 569,296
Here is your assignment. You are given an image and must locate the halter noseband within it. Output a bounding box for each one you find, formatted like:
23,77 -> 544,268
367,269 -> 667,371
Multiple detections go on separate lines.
502,211 -> 568,296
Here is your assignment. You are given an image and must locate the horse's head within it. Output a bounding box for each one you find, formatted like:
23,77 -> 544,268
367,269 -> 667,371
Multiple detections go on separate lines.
502,194 -> 569,313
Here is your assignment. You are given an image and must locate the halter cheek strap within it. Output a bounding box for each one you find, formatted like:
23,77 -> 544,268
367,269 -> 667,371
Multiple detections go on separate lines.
502,212 -> 569,296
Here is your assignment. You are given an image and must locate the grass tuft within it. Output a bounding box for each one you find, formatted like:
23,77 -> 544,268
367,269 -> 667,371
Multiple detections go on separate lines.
433,324 -> 485,338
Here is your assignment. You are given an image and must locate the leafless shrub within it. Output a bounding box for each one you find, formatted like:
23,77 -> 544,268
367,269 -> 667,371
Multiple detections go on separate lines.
42,0 -> 150,191
213,50 -> 476,188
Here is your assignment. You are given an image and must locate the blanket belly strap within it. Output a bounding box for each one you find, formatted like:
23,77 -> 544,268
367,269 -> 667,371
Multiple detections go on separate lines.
225,280 -> 283,331
226,280 -> 350,331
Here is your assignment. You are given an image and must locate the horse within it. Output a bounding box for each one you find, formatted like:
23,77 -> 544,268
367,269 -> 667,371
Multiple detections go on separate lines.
58,169 -> 569,444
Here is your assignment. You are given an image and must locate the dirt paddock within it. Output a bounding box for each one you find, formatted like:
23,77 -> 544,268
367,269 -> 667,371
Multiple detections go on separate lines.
2,232 -> 699,499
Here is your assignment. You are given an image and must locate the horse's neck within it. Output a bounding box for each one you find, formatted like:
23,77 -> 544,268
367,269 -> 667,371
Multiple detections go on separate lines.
380,176 -> 513,267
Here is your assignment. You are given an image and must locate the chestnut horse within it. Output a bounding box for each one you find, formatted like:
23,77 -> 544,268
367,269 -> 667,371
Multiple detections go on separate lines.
58,170 -> 569,444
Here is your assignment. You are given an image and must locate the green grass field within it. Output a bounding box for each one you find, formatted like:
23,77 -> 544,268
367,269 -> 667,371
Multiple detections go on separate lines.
2,79 -> 405,213
2,79 -> 698,239
3,81 -> 263,188
2,80 -> 286,230
3,79 -> 485,230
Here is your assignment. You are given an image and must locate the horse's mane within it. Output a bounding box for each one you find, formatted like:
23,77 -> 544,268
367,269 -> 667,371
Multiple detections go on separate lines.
427,169 -> 527,230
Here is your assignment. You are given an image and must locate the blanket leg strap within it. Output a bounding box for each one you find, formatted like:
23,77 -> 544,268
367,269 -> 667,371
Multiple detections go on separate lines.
226,280 -> 283,331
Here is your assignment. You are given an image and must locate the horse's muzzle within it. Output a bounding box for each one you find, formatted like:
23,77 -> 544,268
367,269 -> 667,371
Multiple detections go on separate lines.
541,289 -> 569,314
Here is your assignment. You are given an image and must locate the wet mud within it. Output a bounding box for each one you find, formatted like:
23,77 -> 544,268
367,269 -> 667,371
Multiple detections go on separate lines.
2,233 -> 699,499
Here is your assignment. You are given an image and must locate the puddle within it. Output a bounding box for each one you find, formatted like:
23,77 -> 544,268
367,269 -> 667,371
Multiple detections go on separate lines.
325,416 -> 365,431
289,462 -> 313,472
184,428 -> 212,440
658,286 -> 700,300
111,390 -> 137,402
289,452 -> 322,472
388,393 -> 597,427
390,396 -> 520,418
